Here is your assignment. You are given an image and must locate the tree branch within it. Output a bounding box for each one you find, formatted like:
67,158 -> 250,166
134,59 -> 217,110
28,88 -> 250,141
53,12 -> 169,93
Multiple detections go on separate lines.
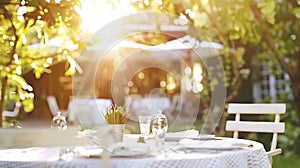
286,0 -> 300,79
203,10 -> 228,46
225,52 -> 242,103
18,49 -> 70,61
202,4 -> 242,103
249,0 -> 295,79
3,6 -> 18,67
287,0 -> 300,8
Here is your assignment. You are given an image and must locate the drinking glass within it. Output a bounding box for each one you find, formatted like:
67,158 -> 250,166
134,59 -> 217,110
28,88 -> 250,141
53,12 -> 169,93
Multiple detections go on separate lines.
50,111 -> 67,130
50,111 -> 72,160
151,111 -> 168,148
138,116 -> 152,138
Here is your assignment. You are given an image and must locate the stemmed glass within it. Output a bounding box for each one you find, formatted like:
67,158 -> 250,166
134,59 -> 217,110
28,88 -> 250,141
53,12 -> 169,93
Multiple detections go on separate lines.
50,111 -> 68,130
151,111 -> 168,149
50,111 -> 74,160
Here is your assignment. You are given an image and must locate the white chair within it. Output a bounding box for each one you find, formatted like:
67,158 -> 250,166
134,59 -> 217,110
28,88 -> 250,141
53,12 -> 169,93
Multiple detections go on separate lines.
225,103 -> 286,165
125,96 -> 170,120
67,98 -> 111,127
47,95 -> 68,117
2,102 -> 22,122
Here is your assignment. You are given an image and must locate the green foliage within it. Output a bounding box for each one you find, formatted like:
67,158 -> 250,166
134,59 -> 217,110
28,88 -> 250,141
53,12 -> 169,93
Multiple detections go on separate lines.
273,152 -> 300,168
257,0 -> 276,24
22,98 -> 34,112
131,1 -> 300,157
293,7 -> 300,18
129,1 -> 251,110
277,92 -> 300,156
0,0 -> 83,117
131,0 -> 300,158
253,92 -> 300,157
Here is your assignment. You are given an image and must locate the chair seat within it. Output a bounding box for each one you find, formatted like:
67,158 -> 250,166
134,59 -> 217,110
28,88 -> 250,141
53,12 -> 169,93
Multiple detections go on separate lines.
2,110 -> 18,118
267,148 -> 282,157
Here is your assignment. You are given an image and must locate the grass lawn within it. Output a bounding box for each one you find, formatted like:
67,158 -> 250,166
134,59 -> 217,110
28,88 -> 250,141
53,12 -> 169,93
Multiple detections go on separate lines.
273,153 -> 300,168
124,120 -> 203,134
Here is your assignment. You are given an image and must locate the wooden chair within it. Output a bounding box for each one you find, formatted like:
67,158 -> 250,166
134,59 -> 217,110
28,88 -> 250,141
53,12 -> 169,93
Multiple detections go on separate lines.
225,103 -> 286,165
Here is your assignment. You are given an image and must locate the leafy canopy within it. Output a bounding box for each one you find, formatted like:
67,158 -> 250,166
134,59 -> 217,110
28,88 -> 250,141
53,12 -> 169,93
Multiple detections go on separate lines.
0,0 -> 83,112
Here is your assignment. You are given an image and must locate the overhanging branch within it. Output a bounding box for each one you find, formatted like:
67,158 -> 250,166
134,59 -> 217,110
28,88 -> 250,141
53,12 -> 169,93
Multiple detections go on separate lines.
18,49 -> 70,61
3,6 -> 18,67
250,0 -> 295,79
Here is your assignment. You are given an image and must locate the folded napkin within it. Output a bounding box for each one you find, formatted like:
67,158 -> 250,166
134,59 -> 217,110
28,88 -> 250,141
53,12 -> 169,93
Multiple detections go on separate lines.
166,129 -> 199,140
166,129 -> 215,141
179,138 -> 240,150
109,141 -> 150,156
74,146 -> 103,157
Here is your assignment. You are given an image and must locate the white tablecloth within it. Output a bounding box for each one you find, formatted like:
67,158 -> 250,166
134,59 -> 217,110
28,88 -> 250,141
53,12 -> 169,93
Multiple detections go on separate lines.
0,136 -> 271,168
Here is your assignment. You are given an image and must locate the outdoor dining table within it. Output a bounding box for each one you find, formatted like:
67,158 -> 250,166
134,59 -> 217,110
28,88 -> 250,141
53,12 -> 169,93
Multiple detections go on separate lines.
0,133 -> 271,168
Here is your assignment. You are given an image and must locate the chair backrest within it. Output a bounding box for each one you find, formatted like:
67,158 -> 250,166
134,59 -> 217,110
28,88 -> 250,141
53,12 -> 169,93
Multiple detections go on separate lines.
69,98 -> 109,128
95,99 -> 113,114
2,102 -> 22,118
13,102 -> 21,115
225,103 -> 286,151
125,96 -> 171,120
47,96 -> 60,116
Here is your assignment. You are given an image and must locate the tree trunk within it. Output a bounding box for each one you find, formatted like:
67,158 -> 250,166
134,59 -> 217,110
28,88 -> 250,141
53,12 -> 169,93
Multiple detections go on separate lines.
0,76 -> 7,127
296,98 -> 300,125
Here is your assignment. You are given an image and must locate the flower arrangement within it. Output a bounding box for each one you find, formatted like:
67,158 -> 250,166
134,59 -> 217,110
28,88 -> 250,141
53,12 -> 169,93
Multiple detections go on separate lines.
104,104 -> 129,124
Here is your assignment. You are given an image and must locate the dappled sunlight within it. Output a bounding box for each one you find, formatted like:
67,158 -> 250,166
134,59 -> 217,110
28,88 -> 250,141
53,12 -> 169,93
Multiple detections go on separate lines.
1,0 -> 298,167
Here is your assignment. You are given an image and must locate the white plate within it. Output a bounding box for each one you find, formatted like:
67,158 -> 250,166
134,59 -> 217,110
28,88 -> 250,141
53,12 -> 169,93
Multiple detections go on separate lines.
111,149 -> 150,157
166,134 -> 216,141
184,145 -> 243,150
76,147 -> 150,158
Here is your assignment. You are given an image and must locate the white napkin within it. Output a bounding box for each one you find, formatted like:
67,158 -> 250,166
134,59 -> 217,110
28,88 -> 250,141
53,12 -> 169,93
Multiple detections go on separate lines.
166,129 -> 199,140
179,138 -> 238,149
74,146 -> 103,157
109,141 -> 150,156
165,129 -> 216,141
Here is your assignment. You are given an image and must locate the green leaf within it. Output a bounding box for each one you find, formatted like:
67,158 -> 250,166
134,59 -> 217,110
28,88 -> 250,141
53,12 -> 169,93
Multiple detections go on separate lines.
258,0 -> 276,24
22,98 -> 34,112
292,8 -> 300,19
9,74 -> 28,89
34,70 -> 41,79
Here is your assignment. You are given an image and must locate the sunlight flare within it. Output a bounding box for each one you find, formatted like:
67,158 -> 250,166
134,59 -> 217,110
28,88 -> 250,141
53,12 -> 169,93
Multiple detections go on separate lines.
76,0 -> 136,33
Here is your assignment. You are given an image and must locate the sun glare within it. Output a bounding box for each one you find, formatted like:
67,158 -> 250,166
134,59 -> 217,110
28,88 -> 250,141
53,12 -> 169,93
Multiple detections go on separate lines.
76,0 -> 136,33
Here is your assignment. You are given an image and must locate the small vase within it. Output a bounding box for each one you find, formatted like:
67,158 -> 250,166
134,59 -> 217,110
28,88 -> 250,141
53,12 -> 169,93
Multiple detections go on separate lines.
109,124 -> 125,142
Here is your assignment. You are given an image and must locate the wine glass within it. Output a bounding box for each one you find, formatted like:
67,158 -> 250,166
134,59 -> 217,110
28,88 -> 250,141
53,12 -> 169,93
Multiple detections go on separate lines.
50,111 -> 68,130
50,111 -> 73,160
